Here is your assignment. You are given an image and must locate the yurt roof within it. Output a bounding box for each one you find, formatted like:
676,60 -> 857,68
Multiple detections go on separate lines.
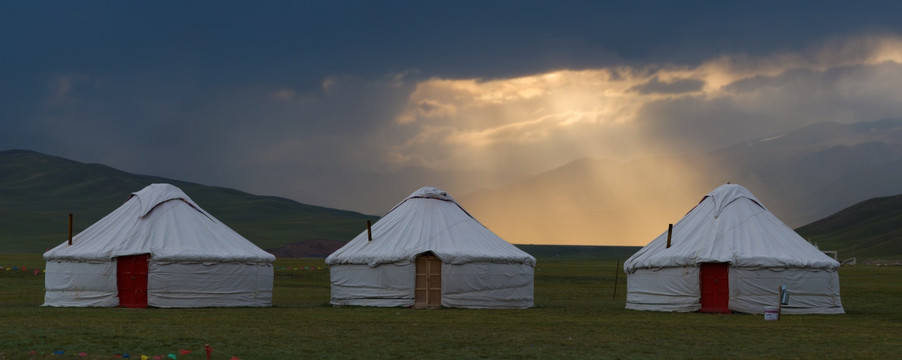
326,187 -> 536,267
624,184 -> 839,272
43,183 -> 275,263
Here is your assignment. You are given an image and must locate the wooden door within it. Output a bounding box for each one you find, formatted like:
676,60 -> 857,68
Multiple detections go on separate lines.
414,253 -> 442,308
699,262 -> 730,313
117,254 -> 150,308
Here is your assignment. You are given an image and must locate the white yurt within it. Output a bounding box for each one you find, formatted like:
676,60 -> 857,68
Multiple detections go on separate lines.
624,183 -> 844,314
325,187 -> 535,309
43,183 -> 275,308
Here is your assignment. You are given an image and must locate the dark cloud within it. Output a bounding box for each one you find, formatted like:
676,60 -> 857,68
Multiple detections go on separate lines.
634,61 -> 902,155
6,2 -> 902,82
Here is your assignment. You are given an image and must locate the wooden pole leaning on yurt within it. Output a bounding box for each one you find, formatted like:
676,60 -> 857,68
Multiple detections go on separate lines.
366,220 -> 372,241
666,223 -> 673,248
68,213 -> 73,246
777,285 -> 788,321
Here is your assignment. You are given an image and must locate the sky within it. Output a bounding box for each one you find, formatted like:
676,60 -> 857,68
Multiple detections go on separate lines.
5,2 -> 902,244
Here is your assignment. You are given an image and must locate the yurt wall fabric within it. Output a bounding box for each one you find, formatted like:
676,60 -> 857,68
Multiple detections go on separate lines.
624,184 -> 844,314
326,187 -> 535,309
43,183 -> 275,308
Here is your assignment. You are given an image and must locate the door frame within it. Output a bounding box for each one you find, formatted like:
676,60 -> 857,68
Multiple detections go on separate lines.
413,252 -> 442,308
699,262 -> 730,313
116,254 -> 151,308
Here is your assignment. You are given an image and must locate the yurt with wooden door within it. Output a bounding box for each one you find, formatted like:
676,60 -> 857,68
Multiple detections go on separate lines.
624,183 -> 844,314
325,186 -> 535,309
43,183 -> 275,308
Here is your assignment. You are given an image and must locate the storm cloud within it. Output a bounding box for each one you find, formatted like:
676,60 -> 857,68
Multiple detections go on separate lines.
4,2 -> 902,220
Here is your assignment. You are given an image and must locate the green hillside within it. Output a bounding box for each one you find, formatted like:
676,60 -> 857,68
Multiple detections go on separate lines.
796,193 -> 902,259
0,150 -> 379,253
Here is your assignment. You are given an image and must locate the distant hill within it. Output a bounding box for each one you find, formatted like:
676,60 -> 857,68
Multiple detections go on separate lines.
796,193 -> 902,259
0,149 -> 378,254
459,118 -> 902,248
516,245 -> 641,260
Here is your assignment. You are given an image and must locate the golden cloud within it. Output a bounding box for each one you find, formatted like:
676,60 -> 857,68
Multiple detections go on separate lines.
388,34 -> 902,175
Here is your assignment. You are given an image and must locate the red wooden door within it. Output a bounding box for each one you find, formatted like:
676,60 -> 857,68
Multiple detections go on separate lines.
699,262 -> 730,313
117,254 -> 150,308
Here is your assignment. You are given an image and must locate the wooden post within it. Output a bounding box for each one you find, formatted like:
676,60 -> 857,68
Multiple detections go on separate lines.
68,213 -> 73,246
666,224 -> 673,248
778,285 -> 787,321
612,259 -> 620,300
366,220 -> 372,241
777,286 -> 782,321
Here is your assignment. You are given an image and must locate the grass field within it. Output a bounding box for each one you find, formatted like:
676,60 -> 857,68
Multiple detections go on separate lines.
1,253 -> 900,359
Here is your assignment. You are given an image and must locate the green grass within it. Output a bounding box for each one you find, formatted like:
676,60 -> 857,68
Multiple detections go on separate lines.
1,254 -> 900,359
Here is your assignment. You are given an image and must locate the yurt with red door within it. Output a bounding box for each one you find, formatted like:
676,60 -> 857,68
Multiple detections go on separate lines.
624,183 -> 844,314
325,186 -> 535,309
43,183 -> 274,308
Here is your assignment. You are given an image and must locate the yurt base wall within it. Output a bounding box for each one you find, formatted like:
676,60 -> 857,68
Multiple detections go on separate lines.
441,262 -> 535,309
728,268 -> 844,314
625,266 -> 845,314
329,264 -> 416,307
329,262 -> 536,309
147,262 -> 274,308
625,267 -> 701,312
43,261 -> 119,307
